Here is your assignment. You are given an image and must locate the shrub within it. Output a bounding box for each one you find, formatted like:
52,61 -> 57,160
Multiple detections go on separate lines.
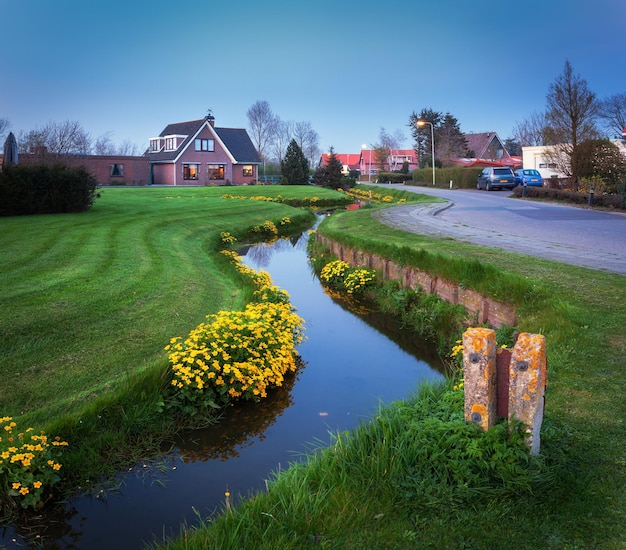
0,163 -> 98,216
512,185 -> 625,209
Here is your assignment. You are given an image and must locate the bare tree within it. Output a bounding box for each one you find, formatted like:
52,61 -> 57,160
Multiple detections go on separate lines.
512,110 -> 550,147
19,120 -> 92,156
598,93 -> 626,139
0,118 -> 10,141
269,119 -> 293,164
94,132 -> 117,155
117,139 -> 139,156
292,121 -> 320,168
377,127 -> 406,171
545,60 -> 600,188
246,100 -> 279,161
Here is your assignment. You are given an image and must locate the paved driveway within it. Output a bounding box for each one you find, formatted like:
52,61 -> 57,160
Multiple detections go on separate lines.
370,185 -> 626,275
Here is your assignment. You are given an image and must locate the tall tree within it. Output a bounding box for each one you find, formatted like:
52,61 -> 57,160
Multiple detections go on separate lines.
246,100 -> 279,162
270,119 -> 293,164
293,121 -> 320,167
314,146 -> 342,188
281,139 -> 309,185
598,93 -> 626,139
545,60 -> 600,188
408,109 -> 442,168
436,113 -> 466,166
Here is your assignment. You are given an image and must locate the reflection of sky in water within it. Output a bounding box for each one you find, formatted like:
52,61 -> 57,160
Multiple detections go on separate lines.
2,231 -> 444,549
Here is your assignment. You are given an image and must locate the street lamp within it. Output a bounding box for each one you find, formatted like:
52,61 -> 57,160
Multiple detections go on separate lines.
362,143 -> 370,182
417,120 -> 435,186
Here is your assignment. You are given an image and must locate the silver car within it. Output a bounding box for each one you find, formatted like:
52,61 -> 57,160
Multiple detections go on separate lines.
476,167 -> 516,191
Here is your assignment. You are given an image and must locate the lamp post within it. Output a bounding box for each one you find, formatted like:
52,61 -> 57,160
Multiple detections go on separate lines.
362,143 -> 371,182
417,120 -> 435,186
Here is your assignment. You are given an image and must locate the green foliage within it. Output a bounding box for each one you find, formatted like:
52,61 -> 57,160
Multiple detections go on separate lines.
0,163 -> 99,215
0,417 -> 69,510
411,166 -> 483,187
280,139 -> 309,185
313,146 -> 342,188
512,184 -> 626,209
165,247 -> 304,411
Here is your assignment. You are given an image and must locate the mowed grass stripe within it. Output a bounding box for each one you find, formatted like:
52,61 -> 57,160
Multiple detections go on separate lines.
0,187 -> 331,425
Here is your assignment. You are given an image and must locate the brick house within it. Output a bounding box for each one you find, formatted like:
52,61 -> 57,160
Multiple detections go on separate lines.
148,115 -> 261,185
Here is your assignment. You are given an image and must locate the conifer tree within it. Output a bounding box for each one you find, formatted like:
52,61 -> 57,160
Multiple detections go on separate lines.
281,139 -> 309,185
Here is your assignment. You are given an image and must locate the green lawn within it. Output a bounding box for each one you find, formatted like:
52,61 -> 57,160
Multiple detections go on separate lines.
0,186 -> 342,427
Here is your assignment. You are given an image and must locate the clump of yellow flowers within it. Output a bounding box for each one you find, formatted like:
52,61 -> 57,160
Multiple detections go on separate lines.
319,260 -> 377,296
166,236 -> 305,411
0,417 -> 68,510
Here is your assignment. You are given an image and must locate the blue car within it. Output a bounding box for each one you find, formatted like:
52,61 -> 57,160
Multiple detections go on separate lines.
514,169 -> 543,187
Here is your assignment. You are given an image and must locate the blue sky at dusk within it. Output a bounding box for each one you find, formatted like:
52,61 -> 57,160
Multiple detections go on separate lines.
1,0 -> 625,154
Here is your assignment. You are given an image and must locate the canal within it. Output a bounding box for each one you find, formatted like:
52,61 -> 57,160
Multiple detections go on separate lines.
1,225 -> 446,549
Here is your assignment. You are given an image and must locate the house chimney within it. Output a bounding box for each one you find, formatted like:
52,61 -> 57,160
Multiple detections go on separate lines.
206,112 -> 215,127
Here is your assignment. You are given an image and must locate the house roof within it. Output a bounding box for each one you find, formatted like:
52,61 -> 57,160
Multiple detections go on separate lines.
464,132 -> 510,160
319,153 -> 361,169
149,119 -> 261,164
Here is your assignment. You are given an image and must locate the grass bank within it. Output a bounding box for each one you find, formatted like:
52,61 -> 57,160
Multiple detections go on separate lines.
0,185 -> 348,497
159,191 -> 625,548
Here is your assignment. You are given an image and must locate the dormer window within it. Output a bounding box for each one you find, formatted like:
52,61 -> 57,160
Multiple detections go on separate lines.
165,137 -> 176,151
149,139 -> 162,152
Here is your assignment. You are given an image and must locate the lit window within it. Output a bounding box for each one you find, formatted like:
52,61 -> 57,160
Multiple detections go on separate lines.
208,164 -> 225,180
183,164 -> 199,180
242,165 -> 253,177
195,139 -> 215,152
110,164 -> 124,177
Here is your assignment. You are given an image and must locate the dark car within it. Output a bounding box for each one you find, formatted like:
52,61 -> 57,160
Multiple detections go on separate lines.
514,169 -> 543,187
476,167 -> 516,191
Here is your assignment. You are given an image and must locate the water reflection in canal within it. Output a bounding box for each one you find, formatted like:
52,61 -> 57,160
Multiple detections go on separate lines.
2,227 -> 445,549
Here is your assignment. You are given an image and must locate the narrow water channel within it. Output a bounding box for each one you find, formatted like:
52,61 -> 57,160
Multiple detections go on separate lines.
2,226 -> 445,549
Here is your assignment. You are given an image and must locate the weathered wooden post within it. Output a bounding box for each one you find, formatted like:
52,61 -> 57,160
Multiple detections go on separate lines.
462,327 -> 497,431
508,332 -> 547,455
462,328 -> 547,455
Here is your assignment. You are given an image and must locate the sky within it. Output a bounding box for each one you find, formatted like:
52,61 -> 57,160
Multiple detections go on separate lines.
1,0 -> 625,155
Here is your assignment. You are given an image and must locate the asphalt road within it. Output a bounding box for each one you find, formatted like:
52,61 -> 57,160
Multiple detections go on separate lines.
369,184 -> 626,276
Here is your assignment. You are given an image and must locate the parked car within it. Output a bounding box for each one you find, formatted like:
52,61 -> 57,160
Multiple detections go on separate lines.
514,169 -> 543,187
476,167 -> 516,191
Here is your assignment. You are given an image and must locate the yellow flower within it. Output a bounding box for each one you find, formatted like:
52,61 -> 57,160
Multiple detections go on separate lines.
20,487 -> 29,495
33,481 -> 43,489
12,482 -> 21,490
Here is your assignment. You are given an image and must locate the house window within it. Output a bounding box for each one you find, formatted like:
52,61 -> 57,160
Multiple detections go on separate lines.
165,137 -> 177,151
195,139 -> 215,152
110,164 -> 124,177
242,165 -> 253,177
183,163 -> 199,180
149,139 -> 161,152
208,164 -> 225,180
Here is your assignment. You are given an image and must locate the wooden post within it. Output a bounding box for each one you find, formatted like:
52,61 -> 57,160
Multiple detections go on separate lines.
462,327 -> 497,431
508,332 -> 547,455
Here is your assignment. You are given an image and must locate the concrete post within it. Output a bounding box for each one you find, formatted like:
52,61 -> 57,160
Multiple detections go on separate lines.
462,327 -> 497,431
508,332 -> 547,455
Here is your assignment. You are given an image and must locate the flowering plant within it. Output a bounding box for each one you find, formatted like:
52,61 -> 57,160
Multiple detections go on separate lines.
320,260 -> 377,296
166,243 -> 305,412
0,417 -> 68,509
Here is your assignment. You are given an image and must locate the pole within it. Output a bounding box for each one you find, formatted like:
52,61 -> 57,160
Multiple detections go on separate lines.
429,123 -> 435,186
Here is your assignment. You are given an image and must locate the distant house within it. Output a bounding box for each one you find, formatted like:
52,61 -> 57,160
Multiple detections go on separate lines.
318,148 -> 418,177
148,115 -> 261,185
454,132 -> 521,168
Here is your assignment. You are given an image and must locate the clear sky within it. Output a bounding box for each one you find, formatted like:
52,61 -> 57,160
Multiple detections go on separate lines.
1,0 -> 625,155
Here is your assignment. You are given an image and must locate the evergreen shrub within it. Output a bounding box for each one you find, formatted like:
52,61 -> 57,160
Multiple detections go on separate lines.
0,164 -> 99,216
